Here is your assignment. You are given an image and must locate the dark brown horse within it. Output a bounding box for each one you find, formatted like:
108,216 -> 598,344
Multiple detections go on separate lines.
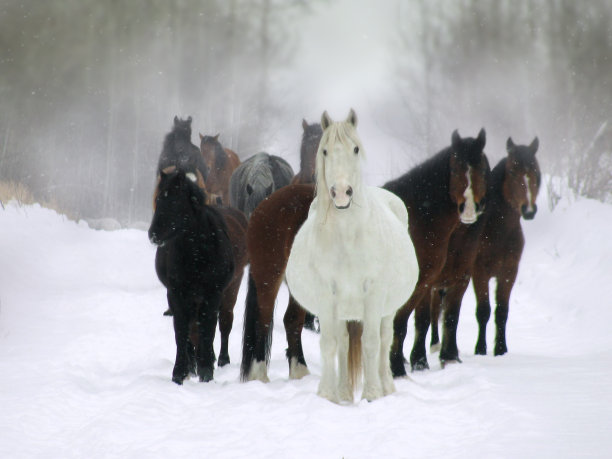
471,137 -> 540,356
289,119 -> 322,331
215,205 -> 248,366
383,129 -> 490,375
199,133 -> 241,205
290,119 -> 322,185
240,183 -> 315,382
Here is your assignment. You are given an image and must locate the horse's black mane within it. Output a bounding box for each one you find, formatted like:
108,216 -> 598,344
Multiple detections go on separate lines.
384,147 -> 453,208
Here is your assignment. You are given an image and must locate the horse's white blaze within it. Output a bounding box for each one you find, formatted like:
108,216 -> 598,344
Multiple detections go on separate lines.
286,111 -> 419,403
524,174 -> 534,212
460,167 -> 478,224
186,172 -> 197,183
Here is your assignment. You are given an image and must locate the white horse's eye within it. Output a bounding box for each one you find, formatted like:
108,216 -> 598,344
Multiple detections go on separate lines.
323,149 -> 327,156
354,146 -> 359,154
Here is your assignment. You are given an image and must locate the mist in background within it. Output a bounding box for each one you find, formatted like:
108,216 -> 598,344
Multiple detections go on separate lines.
1,0 -> 610,224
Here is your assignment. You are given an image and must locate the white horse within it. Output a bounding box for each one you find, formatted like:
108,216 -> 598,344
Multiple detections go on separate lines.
285,109 -> 418,403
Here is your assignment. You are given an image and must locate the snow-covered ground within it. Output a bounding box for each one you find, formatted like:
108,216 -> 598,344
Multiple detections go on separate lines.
1,186 -> 611,458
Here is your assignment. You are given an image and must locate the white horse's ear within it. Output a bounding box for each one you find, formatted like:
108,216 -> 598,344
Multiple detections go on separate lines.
321,111 -> 333,130
186,172 -> 198,183
346,108 -> 358,127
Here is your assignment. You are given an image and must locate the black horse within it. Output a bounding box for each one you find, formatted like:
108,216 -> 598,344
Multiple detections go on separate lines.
157,116 -> 209,188
149,166 -> 234,384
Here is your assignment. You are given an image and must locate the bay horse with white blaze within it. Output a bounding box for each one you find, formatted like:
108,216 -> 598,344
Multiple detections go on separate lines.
199,133 -> 241,205
149,166 -> 234,384
383,129 -> 490,375
286,109 -> 418,403
472,137 -> 540,356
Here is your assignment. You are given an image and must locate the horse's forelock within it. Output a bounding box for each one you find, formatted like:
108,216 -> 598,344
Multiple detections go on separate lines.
315,121 -> 364,203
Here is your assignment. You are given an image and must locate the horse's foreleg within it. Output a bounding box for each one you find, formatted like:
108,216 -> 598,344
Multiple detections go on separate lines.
409,286 -> 433,372
283,295 -> 309,379
336,320 -> 352,403
472,268 -> 491,355
169,291 -> 191,385
362,312 -> 383,402
494,268 -> 518,356
439,280 -> 470,366
379,314 -> 396,396
317,315 -> 339,403
197,293 -> 222,382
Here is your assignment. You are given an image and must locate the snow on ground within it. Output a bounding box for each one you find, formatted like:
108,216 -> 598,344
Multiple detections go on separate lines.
1,187 -> 612,458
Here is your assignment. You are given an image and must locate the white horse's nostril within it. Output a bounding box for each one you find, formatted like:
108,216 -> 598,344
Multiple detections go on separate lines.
330,187 -> 336,198
346,186 -> 353,197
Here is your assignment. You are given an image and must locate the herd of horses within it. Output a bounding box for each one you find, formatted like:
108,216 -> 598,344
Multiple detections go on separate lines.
148,111 -> 541,403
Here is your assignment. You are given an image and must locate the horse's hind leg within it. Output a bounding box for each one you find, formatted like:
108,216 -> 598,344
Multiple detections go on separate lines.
218,272 -> 244,367
379,315 -> 396,396
283,294 -> 310,379
472,268 -> 491,355
429,288 -> 445,352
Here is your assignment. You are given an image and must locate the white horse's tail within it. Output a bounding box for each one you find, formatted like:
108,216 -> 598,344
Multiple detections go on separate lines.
347,321 -> 363,393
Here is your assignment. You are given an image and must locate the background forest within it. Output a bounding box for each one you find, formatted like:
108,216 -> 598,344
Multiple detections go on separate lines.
1,0 -> 610,224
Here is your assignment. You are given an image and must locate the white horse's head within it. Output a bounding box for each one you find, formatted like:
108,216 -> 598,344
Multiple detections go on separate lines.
316,109 -> 364,210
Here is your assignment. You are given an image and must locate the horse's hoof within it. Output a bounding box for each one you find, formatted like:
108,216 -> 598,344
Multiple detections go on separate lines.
410,358 -> 430,372
172,369 -> 188,385
163,309 -> 173,316
288,359 -> 310,380
494,345 -> 507,356
218,355 -> 230,367
198,367 -> 214,382
475,344 -> 487,355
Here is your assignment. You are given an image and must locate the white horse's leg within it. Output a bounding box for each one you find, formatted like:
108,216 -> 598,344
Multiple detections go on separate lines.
336,320 -> 353,403
361,310 -> 384,401
379,314 -> 396,396
247,361 -> 270,383
317,314 -> 339,403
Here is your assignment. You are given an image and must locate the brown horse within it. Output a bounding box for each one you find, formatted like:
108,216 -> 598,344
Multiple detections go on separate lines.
289,119 -> 322,331
383,129 -> 490,375
240,183 -> 315,382
471,137 -> 540,356
199,133 -> 241,205
290,119 -> 322,185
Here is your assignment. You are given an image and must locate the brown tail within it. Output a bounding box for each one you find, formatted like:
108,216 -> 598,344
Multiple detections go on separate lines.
347,321 -> 363,394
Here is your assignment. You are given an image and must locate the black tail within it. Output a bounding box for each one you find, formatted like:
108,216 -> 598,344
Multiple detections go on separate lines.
240,273 -> 273,381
